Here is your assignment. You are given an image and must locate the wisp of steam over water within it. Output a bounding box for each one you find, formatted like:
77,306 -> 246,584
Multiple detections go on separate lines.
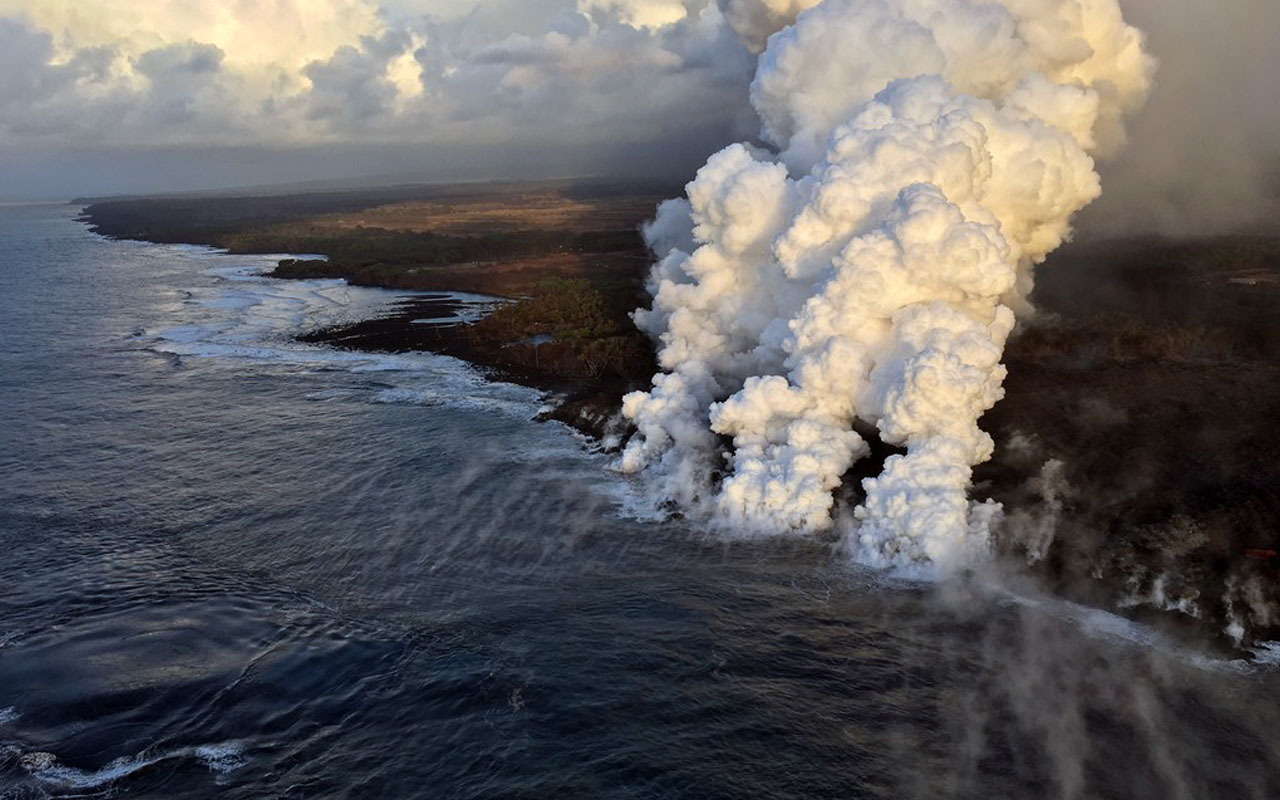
620,0 -> 1154,569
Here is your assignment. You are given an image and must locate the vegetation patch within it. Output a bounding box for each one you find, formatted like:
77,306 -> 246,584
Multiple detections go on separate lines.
471,278 -> 654,380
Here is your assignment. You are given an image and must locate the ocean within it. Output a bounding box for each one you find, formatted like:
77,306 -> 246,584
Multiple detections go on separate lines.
1,202 -> 1277,799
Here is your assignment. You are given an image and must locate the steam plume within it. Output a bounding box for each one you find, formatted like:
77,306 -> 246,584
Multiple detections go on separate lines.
621,0 -> 1153,570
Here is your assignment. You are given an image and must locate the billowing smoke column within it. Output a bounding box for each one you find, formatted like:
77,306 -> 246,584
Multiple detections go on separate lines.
621,0 -> 1153,570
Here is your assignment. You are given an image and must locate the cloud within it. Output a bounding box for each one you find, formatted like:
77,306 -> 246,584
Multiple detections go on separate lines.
716,0 -> 819,52
0,0 -> 755,166
0,19 -> 60,110
0,0 -> 384,73
578,0 -> 697,29
134,41 -> 223,77
0,0 -> 1276,228
301,31 -> 411,129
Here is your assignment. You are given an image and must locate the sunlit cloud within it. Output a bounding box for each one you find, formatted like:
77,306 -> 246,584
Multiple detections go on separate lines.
0,0 -> 752,153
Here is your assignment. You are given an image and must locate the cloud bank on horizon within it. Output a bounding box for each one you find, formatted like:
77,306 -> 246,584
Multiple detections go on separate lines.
0,0 -> 1276,230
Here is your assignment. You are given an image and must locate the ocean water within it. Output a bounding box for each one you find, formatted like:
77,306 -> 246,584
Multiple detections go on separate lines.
1,203 -> 1278,799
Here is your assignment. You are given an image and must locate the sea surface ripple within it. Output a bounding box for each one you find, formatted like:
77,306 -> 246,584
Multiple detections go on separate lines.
1,204 -> 1278,799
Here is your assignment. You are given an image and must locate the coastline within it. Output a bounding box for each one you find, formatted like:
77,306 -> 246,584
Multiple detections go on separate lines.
73,193 -> 1280,651
74,182 -> 667,438
289,235 -> 1280,653
294,292 -> 646,442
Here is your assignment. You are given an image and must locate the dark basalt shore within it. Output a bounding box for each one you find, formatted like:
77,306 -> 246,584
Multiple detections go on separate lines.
297,235 -> 1280,650
296,294 -> 646,443
78,190 -> 1280,650
980,237 -> 1280,649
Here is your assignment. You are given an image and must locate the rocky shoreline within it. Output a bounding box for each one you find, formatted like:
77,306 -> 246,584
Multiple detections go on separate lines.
77,192 -> 1280,651
293,240 -> 1280,652
293,292 -> 646,443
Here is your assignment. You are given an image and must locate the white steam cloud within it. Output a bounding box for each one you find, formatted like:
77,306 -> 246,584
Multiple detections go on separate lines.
621,0 -> 1153,570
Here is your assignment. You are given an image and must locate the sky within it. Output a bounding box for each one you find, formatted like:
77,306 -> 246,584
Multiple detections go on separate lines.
0,0 -> 756,198
0,0 -> 1276,234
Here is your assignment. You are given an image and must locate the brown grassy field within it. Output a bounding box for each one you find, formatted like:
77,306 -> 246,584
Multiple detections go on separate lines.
82,178 -> 668,389
304,190 -> 663,236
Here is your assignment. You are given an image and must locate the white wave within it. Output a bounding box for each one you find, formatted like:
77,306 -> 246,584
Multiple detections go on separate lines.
161,243 -> 231,256
346,354 -> 435,373
195,742 -> 248,776
605,476 -> 676,524
21,741 -> 247,790
992,585 -> 1280,674
202,294 -> 260,312
0,708 -> 18,725
1252,641 -> 1280,666
371,383 -> 545,421
372,387 -> 441,406
430,290 -> 506,304
141,247 -> 553,426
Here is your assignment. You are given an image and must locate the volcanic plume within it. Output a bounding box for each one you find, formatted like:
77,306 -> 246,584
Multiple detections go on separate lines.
620,0 -> 1154,570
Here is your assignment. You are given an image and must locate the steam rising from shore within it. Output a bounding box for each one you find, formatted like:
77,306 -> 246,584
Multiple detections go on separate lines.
621,0 -> 1153,569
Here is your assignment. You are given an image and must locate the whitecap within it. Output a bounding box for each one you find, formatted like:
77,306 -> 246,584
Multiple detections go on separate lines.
1252,641 -> 1280,666
195,742 -> 248,775
21,741 -> 248,790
